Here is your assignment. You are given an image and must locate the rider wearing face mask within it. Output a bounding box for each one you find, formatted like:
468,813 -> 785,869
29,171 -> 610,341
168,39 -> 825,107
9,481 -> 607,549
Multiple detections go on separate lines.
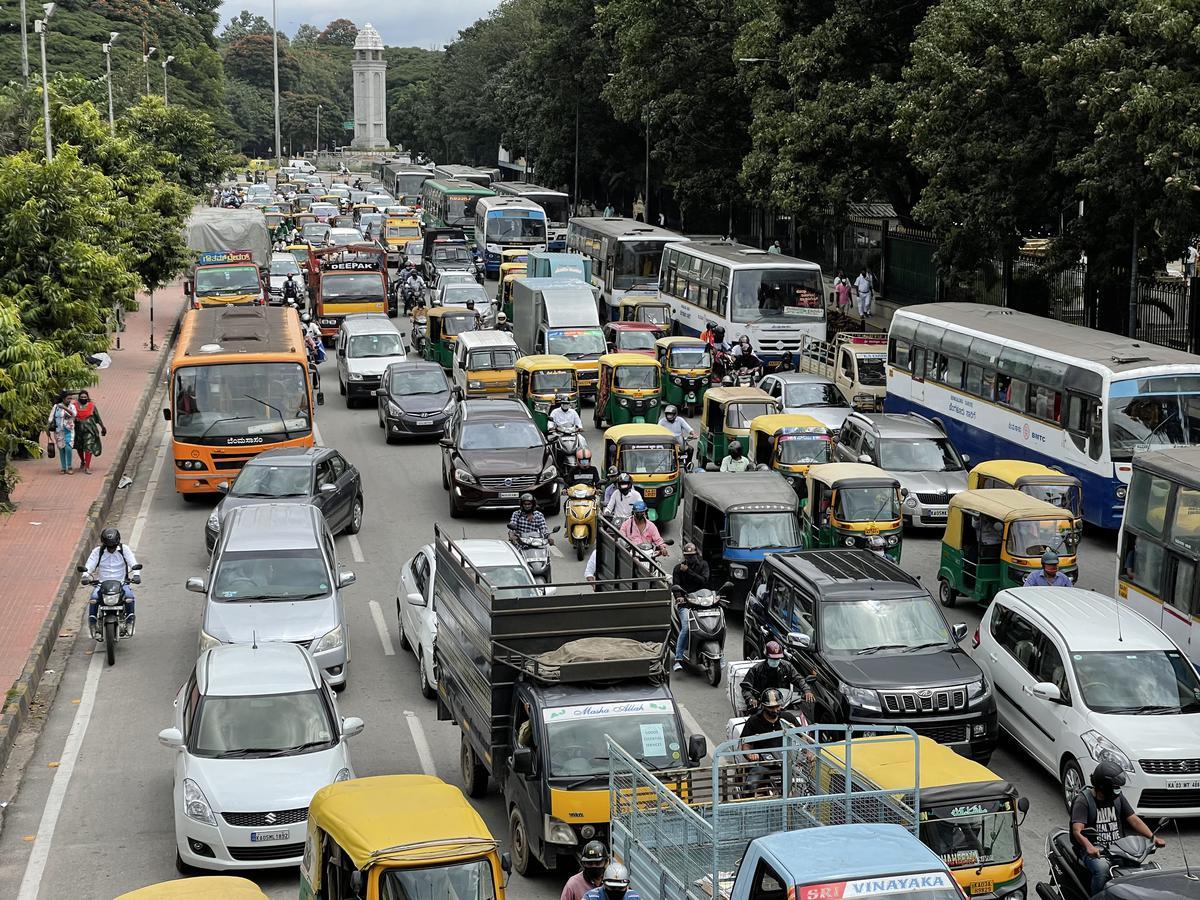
739,641 -> 815,711
603,473 -> 643,520
739,688 -> 803,761
562,840 -> 610,900
671,542 -> 709,593
582,863 -> 641,900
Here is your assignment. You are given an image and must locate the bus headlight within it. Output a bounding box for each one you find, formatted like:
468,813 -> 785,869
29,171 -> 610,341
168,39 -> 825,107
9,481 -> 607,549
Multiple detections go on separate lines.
1115,486 -> 1127,500
730,564 -> 748,579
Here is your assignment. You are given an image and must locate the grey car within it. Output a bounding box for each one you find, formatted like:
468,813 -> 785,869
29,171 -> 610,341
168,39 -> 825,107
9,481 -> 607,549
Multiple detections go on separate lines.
757,372 -> 853,434
376,361 -> 455,441
834,412 -> 968,527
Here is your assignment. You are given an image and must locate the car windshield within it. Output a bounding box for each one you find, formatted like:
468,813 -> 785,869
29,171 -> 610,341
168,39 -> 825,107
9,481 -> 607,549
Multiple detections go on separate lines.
478,564 -> 535,588
532,369 -> 574,393
195,265 -> 260,295
303,224 -> 330,242
1024,482 -> 1081,514
920,801 -> 1021,869
270,256 -> 301,276
460,420 -> 542,450
821,596 -> 950,654
548,328 -> 606,359
322,273 -> 384,301
776,436 -> 831,465
544,704 -> 679,777
310,204 -> 338,217
620,446 -> 676,474
230,464 -> 310,498
1073,649 -> 1200,714
445,287 -> 488,305
613,366 -> 659,390
731,267 -> 824,324
616,331 -> 658,352
727,401 -> 776,429
329,230 -> 363,246
349,333 -> 405,358
856,356 -> 887,386
468,349 -> 518,370
835,486 -> 900,522
211,548 -> 330,601
434,246 -> 472,264
389,369 -> 447,395
190,689 -> 335,758
1006,519 -> 1070,557
728,512 -> 799,549
1109,375 -> 1200,460
172,362 -> 311,445
380,859 -> 497,900
879,437 -> 963,472
668,346 -> 712,369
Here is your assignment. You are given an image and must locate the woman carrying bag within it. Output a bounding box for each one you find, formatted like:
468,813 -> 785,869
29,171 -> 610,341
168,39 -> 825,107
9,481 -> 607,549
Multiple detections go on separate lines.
74,390 -> 106,475
47,391 -> 79,475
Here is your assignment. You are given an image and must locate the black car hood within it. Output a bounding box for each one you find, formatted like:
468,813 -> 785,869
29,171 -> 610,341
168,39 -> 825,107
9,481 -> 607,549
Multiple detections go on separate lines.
828,648 -> 979,689
390,390 -> 450,414
457,446 -> 546,475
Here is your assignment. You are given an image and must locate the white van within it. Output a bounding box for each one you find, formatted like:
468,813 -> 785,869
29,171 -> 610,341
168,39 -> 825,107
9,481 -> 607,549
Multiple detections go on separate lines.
335,314 -> 408,407
290,158 -> 317,174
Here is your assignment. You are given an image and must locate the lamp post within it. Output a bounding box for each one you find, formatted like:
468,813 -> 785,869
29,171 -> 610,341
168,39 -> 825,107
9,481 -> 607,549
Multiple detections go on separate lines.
34,3 -> 53,162
19,0 -> 29,86
161,54 -> 173,105
316,103 -> 322,156
102,31 -> 118,134
143,45 -> 155,95
271,0 -> 281,168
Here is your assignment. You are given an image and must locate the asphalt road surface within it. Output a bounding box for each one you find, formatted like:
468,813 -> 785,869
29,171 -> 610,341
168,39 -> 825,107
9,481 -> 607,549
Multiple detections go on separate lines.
1,305 -> 1196,899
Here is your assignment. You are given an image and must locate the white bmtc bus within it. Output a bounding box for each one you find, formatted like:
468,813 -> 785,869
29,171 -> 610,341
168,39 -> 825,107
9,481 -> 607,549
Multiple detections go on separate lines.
886,302 -> 1200,529
660,241 -> 826,362
473,196 -> 548,276
566,217 -> 687,320
492,183 -> 569,251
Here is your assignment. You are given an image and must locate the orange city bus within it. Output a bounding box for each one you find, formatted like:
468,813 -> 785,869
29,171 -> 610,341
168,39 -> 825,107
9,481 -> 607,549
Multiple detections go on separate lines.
164,305 -> 320,499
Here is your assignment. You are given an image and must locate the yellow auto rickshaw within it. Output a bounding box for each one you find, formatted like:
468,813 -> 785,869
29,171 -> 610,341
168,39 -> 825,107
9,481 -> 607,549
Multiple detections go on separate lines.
117,878 -> 268,899
515,354 -> 579,432
938,489 -> 1078,607
696,387 -> 778,468
499,267 -> 527,320
656,336 -> 713,416
968,460 -> 1083,536
422,306 -> 479,371
748,414 -> 832,492
618,294 -> 672,328
603,424 -> 682,523
801,462 -> 903,562
593,353 -> 662,428
300,775 -> 509,900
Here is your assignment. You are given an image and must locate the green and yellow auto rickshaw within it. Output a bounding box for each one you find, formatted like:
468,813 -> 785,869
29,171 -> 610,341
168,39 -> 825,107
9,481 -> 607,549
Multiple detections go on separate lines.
515,354 -> 579,432
967,460 -> 1083,538
801,462 -> 903,562
603,424 -> 682,523
618,294 -> 672,328
937,489 -> 1078,608
422,306 -> 479,371
695,387 -> 778,468
593,353 -> 662,428
656,336 -> 714,417
748,414 -> 832,493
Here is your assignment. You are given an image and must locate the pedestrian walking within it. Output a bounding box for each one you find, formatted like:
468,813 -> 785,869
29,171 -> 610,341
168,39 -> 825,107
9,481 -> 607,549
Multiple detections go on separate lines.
74,390 -> 106,475
632,195 -> 646,222
833,268 -> 852,311
854,267 -> 875,319
603,202 -> 615,218
47,390 -> 78,475
767,240 -> 782,255
1186,240 -> 1198,279
657,212 -> 665,228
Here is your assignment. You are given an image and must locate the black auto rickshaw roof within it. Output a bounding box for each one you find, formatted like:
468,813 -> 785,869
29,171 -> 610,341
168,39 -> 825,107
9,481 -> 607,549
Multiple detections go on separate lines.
683,471 -> 799,512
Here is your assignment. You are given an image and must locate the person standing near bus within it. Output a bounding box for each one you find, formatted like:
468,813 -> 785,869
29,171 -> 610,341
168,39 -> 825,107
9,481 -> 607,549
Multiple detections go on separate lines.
854,267 -> 875,318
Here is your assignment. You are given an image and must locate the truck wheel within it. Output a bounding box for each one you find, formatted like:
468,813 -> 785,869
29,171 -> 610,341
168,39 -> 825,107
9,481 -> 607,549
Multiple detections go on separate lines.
461,738 -> 489,798
509,806 -> 542,877
938,578 -> 957,608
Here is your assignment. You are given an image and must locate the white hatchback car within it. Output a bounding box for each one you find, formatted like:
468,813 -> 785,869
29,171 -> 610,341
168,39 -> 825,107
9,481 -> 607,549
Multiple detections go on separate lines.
972,587 -> 1200,814
398,539 -> 539,699
158,643 -> 363,872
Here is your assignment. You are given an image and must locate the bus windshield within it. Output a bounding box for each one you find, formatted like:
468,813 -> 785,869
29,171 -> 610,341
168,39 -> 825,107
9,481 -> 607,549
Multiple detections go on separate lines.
540,196 -> 570,226
195,266 -> 260,295
321,273 -> 384,301
447,195 -> 483,224
1109,376 -> 1200,460
731,268 -> 824,324
172,362 -> 311,446
488,213 -> 546,241
614,241 -> 667,290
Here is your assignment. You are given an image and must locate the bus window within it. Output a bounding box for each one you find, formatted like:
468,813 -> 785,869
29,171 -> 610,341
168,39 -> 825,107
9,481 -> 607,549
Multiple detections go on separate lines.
1170,487 -> 1200,553
1126,472 -> 1171,538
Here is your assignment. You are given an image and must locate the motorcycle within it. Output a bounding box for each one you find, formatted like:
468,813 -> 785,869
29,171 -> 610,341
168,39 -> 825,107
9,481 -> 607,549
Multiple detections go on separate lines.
514,526 -> 561,583
547,423 -> 584,480
410,314 -> 428,354
564,480 -> 599,561
77,563 -> 142,666
1037,820 -> 1179,900
724,671 -> 811,742
669,582 -> 734,686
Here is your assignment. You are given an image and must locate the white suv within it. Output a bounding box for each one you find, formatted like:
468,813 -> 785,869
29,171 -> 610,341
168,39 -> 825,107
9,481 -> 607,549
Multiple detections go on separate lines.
972,586 -> 1200,814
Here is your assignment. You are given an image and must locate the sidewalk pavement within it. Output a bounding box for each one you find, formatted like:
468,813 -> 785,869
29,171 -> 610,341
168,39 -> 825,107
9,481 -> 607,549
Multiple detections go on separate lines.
0,284 -> 185,766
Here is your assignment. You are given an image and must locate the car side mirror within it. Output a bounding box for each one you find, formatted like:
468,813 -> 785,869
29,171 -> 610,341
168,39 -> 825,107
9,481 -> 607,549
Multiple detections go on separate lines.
183,283 -> 192,296
501,852 -> 513,874
512,746 -> 535,776
786,631 -> 812,650
162,408 -> 172,421
316,391 -> 325,406
439,437 -> 453,448
1017,796 -> 1030,823
185,576 -> 207,594
216,481 -> 230,494
76,565 -> 87,573
899,487 -> 909,498
371,389 -> 379,397
337,569 -> 357,588
158,727 -> 184,749
320,482 -> 337,493
131,563 -> 143,572
688,734 -> 707,764
858,453 -> 872,464
952,623 -> 969,643
341,716 -> 365,738
407,592 -> 426,607
1032,682 -> 1062,703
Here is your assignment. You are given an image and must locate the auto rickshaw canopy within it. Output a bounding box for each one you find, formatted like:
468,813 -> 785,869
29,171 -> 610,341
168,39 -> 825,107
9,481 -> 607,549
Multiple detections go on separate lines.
750,413 -> 829,439
968,460 -> 1081,492
309,775 -> 498,872
683,470 -> 800,514
115,877 -> 269,899
701,387 -> 777,425
605,423 -> 677,445
944,488 -> 1074,548
805,462 -> 898,491
516,353 -> 575,376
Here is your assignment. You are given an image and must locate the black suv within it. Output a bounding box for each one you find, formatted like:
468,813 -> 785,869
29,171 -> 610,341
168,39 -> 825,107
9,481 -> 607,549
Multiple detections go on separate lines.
440,399 -> 559,518
744,549 -> 997,762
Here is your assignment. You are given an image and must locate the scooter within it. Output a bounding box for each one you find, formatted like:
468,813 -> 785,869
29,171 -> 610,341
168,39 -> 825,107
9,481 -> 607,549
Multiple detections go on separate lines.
725,676 -> 811,743
78,563 -> 142,666
669,582 -> 733,687
564,480 -> 599,561
1037,821 -> 1180,900
410,314 -> 428,354
514,525 -> 561,583
547,423 -> 584,479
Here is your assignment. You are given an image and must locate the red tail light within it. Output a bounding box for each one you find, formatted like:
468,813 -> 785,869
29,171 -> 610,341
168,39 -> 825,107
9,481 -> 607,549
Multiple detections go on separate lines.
972,627 -> 980,650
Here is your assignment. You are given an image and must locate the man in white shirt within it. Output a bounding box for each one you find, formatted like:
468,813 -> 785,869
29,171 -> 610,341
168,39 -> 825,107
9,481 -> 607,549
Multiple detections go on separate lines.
603,473 -> 644,520
83,526 -> 139,638
854,268 -> 875,318
657,406 -> 696,467
548,394 -> 587,451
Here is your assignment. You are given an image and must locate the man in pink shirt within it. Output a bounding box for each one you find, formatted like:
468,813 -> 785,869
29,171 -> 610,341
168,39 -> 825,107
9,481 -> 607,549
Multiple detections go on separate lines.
619,501 -> 668,556
561,840 -> 609,900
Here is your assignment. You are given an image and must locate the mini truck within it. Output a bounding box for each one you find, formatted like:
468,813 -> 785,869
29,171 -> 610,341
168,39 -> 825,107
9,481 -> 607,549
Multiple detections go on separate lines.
511,276 -> 605,399
433,522 -> 703,876
184,207 -> 272,308
797,333 -> 888,412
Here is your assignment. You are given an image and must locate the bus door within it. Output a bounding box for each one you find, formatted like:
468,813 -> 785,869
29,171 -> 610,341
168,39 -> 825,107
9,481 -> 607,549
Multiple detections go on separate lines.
909,344 -> 927,404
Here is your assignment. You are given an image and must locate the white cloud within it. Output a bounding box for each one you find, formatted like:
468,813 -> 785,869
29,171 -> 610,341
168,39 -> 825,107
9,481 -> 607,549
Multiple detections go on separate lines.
221,0 -> 497,49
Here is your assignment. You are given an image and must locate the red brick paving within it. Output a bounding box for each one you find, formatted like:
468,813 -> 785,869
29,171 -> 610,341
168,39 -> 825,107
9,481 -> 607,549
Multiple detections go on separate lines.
0,286 -> 186,692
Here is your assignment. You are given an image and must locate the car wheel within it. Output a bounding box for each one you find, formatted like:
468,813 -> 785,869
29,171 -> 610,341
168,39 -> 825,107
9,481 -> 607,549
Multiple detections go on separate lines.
345,494 -> 363,535
339,377 -> 346,396
175,851 -> 197,876
419,648 -> 435,699
1061,756 -> 1085,810
441,460 -> 449,490
461,737 -> 489,798
448,487 -> 463,518
378,409 -> 384,429
509,806 -> 542,876
332,671 -> 348,693
938,578 -> 957,608
397,601 -> 411,651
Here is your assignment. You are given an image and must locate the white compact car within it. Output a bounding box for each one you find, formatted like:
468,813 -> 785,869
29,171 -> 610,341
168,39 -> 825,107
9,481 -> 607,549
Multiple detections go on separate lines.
972,587 -> 1200,814
158,643 -> 363,872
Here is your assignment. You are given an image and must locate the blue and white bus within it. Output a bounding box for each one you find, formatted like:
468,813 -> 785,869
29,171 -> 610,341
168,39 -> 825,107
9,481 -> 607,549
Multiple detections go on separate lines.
492,182 -> 570,250
886,303 -> 1200,529
566,217 -> 687,320
660,241 -> 826,362
473,196 -> 547,276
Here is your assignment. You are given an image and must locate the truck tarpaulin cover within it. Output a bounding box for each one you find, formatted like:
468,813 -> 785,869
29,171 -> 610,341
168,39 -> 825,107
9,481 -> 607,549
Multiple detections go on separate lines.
186,208 -> 272,268
535,638 -> 662,666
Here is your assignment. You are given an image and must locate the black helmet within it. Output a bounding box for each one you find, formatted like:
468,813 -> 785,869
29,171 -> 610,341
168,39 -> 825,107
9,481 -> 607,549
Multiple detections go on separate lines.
558,393 -> 571,406
519,492 -> 536,510
1091,760 -> 1127,795
581,840 -> 609,870
761,687 -> 784,710
100,527 -> 120,550
713,326 -> 725,339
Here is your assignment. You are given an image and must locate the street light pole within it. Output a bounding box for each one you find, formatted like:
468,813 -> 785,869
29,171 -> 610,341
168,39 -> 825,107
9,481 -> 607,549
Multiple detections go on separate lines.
316,103 -> 322,157
644,109 -> 650,223
143,45 -> 155,95
19,0 -> 29,86
573,99 -> 579,217
102,31 -> 118,134
271,0 -> 281,168
35,3 -> 53,162
161,54 -> 173,105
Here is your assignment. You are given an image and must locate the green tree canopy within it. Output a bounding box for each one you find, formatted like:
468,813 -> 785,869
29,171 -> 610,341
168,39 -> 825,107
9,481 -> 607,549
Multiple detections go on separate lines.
318,18 -> 358,47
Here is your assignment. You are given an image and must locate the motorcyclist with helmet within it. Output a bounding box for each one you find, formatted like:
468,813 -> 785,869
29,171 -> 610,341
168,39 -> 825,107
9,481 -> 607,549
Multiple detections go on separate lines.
620,501 -> 668,556
582,863 -> 641,900
657,405 -> 696,467
720,439 -> 752,472
672,542 -> 709,593
1071,760 -> 1164,895
739,687 -> 803,761
1024,549 -> 1073,587
495,311 -> 512,332
549,393 -> 586,437
300,313 -> 326,363
567,448 -> 601,487
508,493 -> 554,546
82,527 -> 139,639
731,335 -> 764,376
740,641 -> 815,711
562,840 -> 609,900
282,273 -> 300,306
708,325 -> 733,354
603,472 -> 643,520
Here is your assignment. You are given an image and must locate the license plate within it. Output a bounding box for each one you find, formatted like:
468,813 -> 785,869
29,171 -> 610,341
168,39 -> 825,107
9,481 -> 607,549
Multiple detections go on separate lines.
499,491 -> 519,499
970,882 -> 993,895
643,488 -> 657,498
1166,780 -> 1200,790
925,509 -> 948,519
250,829 -> 290,843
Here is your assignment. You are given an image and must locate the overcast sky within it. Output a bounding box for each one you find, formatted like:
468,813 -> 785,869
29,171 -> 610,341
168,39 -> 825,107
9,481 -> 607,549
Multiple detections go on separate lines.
220,1 -> 496,49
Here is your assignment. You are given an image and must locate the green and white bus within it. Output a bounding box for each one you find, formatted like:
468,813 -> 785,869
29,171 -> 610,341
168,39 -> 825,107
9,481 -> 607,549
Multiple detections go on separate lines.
420,179 -> 495,234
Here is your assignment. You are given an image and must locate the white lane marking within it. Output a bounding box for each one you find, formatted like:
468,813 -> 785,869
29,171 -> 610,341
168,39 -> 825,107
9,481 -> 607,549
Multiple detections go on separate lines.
549,544 -> 563,558
677,702 -> 716,758
404,710 -> 437,776
369,600 -> 395,656
17,650 -> 104,900
313,421 -> 324,445
128,425 -> 171,551
347,534 -> 365,563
